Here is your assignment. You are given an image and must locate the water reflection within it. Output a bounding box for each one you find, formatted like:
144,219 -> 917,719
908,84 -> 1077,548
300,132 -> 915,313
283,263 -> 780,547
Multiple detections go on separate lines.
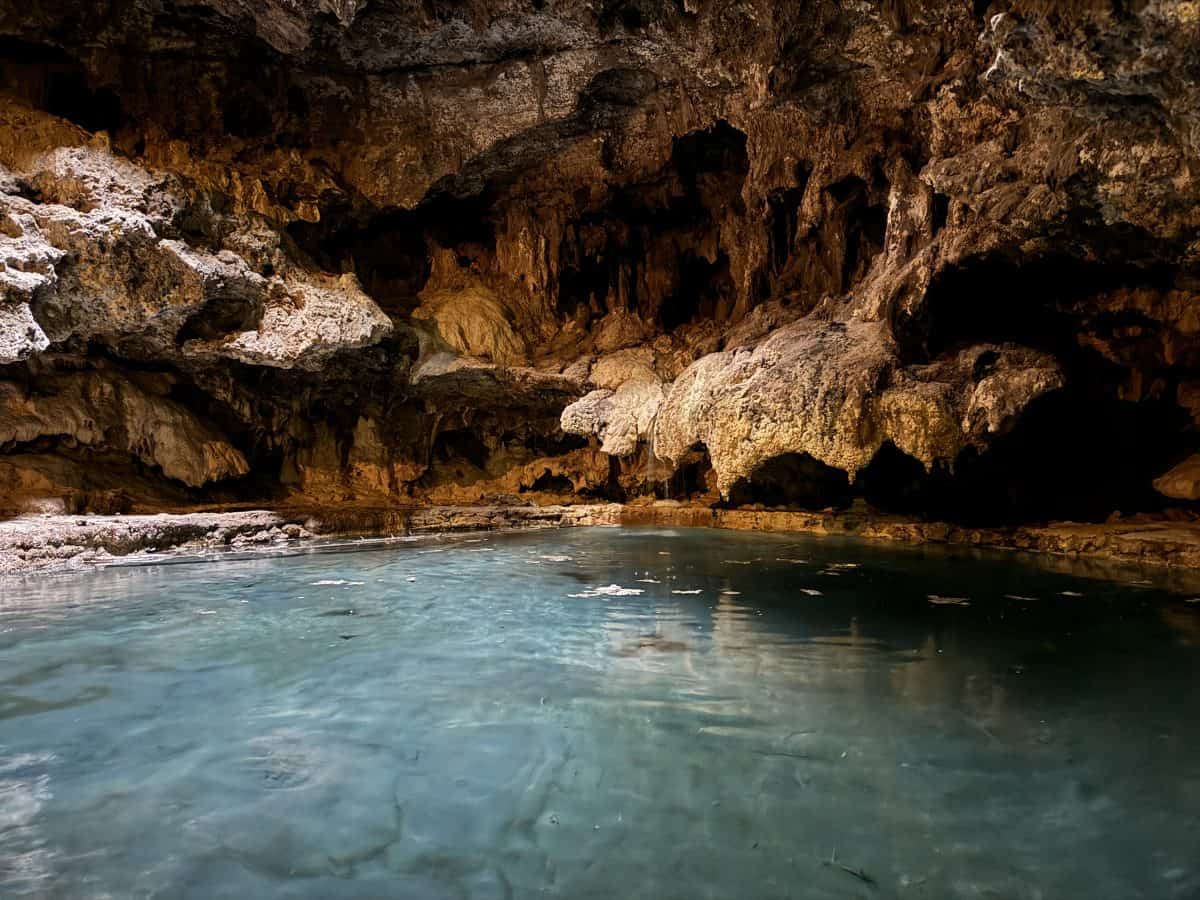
0,526 -> 1198,898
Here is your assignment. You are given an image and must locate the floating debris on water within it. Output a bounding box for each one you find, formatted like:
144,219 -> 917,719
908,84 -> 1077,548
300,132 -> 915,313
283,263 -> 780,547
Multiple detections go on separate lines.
568,584 -> 645,598
672,589 -> 703,595
776,557 -> 807,564
1058,590 -> 1084,597
822,849 -> 875,886
540,555 -> 573,562
636,578 -> 661,584
310,579 -> 364,586
720,590 -> 741,595
927,595 -> 970,606
800,588 -> 823,596
317,609 -> 356,617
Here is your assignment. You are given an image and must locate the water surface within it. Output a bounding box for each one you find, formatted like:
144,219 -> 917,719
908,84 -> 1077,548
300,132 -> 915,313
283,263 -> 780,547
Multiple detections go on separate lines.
2,526 -> 1199,898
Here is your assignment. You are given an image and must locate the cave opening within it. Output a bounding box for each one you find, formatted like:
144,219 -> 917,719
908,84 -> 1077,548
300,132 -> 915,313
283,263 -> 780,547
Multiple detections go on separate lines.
175,292 -> 262,345
824,175 -> 888,292
523,471 -> 575,494
288,206 -> 433,315
670,120 -> 749,184
877,251 -> 1200,523
901,251 -> 1175,363
855,441 -> 937,516
856,382 -> 1196,526
222,88 -> 274,139
767,181 -> 808,274
725,452 -> 852,510
653,443 -> 715,501
659,251 -> 734,330
430,428 -> 491,472
555,120 -> 748,328
0,36 -> 126,134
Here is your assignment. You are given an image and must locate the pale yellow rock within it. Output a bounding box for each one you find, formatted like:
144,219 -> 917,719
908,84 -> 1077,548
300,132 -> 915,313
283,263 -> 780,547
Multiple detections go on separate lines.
0,374 -> 248,487
413,281 -> 527,365
1154,455 -> 1200,500
653,319 -> 1063,495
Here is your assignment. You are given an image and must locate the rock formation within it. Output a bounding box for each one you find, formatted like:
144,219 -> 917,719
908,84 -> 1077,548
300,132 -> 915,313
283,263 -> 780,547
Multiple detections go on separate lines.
1,0 -> 1199,528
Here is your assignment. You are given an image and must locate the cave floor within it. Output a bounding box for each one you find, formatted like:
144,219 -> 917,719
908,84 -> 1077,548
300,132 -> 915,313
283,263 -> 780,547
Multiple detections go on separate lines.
6,502 -> 1200,588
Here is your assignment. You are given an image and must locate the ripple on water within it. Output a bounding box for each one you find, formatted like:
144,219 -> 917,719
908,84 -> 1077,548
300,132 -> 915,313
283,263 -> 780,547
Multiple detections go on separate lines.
0,526 -> 1198,898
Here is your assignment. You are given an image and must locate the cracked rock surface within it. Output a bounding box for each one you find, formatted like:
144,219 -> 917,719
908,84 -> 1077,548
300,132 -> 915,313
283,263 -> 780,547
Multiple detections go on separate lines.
0,0 -> 1199,542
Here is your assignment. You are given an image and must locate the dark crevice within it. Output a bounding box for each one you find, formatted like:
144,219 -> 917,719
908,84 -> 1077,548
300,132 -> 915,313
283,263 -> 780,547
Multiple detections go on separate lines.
894,251 -> 1176,364
930,192 -> 950,235
653,443 -> 714,500
430,428 -> 490,470
856,385 -> 1196,525
659,252 -> 734,330
555,120 -> 748,326
523,471 -> 574,493
725,452 -> 852,510
0,36 -> 127,133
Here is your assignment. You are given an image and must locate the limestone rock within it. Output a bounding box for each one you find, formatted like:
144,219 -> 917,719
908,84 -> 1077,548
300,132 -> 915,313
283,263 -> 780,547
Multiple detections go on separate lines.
0,0 -> 1196,528
188,273 -> 392,371
413,281 -> 526,366
0,372 -> 248,487
0,300 -> 48,363
1155,456 -> 1200,501
653,320 -> 1063,496
560,347 -> 667,456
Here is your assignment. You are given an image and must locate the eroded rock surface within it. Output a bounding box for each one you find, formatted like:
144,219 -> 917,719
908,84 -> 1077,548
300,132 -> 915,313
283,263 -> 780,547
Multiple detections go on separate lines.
0,0 -> 1198,538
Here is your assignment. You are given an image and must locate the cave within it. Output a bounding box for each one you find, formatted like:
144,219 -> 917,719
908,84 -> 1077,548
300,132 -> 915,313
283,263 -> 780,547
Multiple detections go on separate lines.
430,428 -> 491,472
4,3 -> 1200,895
0,36 -> 126,134
648,442 -> 715,501
554,120 -> 746,325
0,9 -> 1193,556
726,453 -> 852,511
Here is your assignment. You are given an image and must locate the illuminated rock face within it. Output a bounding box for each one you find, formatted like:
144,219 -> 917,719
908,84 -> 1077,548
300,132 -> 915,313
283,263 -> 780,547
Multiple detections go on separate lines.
0,0 -> 1198,524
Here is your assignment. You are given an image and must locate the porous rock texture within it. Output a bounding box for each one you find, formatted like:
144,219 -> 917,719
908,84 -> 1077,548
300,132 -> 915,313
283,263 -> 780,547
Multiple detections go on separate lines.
1,0 -> 1200,537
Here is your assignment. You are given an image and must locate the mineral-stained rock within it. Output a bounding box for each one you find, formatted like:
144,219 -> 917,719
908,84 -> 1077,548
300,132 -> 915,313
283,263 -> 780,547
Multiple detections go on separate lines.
413,280 -> 527,366
560,346 -> 667,456
653,320 -> 1063,495
186,272 -> 392,371
1154,455 -> 1200,502
0,370 -> 248,488
0,300 -> 48,363
0,0 -> 1198,538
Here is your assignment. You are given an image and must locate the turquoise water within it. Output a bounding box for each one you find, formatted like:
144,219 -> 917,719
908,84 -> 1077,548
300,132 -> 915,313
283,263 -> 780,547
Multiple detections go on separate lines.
1,526 -> 1199,899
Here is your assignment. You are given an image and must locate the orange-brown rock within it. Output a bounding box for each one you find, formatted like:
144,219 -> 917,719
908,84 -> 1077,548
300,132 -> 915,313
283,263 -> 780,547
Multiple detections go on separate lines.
0,1 -> 1199,557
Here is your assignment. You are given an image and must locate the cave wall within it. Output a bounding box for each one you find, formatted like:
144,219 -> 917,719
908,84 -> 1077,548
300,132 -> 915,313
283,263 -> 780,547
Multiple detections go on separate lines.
1,0 -> 1200,524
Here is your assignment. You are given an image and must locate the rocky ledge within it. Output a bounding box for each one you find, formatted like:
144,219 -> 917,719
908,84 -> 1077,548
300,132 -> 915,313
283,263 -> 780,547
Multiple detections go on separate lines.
8,504 -> 1200,585
0,505 -> 622,575
2,2 -> 1200,564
